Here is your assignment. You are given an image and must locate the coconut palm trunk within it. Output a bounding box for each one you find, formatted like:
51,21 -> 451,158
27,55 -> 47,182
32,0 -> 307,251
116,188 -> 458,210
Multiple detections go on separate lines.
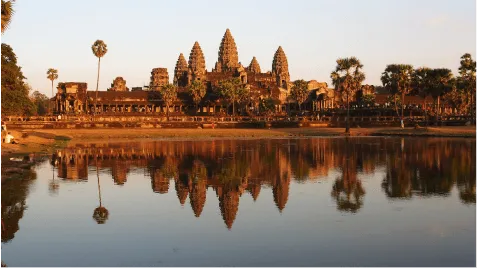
346,95 -> 350,133
97,164 -> 102,208
472,92 -> 476,123
94,57 -> 101,117
423,99 -> 428,127
437,95 -> 440,125
166,105 -> 169,121
472,90 -> 477,137
232,99 -> 235,117
50,80 -> 54,114
401,92 -> 405,128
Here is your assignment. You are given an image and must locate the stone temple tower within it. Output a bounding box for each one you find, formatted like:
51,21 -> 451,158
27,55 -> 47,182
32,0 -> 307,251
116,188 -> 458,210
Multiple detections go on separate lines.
247,56 -> 261,73
149,68 -> 169,90
173,53 -> 188,87
188,41 -> 206,84
214,28 -> 240,72
272,46 -> 290,90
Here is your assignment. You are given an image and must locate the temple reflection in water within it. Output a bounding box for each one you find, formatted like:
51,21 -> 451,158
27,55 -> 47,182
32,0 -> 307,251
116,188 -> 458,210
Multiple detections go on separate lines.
43,138 -> 476,230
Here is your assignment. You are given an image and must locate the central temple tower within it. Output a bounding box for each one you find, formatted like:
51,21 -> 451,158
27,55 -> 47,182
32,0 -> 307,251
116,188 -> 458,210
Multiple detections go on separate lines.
213,28 -> 240,72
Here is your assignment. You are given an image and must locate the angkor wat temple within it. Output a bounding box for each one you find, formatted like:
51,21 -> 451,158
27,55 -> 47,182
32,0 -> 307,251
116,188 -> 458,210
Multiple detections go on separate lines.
53,29 -> 334,115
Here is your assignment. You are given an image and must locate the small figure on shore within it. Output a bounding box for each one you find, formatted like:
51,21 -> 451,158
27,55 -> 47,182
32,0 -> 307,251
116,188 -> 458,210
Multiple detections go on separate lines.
0,121 -> 8,142
5,132 -> 16,144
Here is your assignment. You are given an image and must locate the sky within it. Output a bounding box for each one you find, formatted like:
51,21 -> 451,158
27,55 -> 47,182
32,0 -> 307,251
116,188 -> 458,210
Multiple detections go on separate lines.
1,0 -> 475,97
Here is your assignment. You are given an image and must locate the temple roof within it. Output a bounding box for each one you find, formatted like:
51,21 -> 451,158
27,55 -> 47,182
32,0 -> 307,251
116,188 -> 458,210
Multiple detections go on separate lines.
217,28 -> 239,71
173,53 -> 188,85
247,56 -> 261,73
272,46 -> 289,76
188,41 -> 206,74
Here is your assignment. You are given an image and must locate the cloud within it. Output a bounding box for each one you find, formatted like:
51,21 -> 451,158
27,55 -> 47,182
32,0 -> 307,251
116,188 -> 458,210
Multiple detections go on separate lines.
426,15 -> 449,27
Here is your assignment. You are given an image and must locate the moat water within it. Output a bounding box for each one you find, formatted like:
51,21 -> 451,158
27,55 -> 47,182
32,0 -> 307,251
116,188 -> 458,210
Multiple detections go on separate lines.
1,137 -> 475,267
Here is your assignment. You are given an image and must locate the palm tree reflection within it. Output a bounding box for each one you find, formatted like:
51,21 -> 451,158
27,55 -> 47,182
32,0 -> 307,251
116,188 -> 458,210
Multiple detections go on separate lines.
93,163 -> 109,224
331,139 -> 365,213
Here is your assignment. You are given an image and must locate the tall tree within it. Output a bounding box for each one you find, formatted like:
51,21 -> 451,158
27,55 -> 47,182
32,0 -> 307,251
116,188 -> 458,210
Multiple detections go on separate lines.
1,0 -> 14,34
413,67 -> 432,126
31,90 -> 49,116
216,78 -> 247,116
1,43 -> 35,115
91,40 -> 107,116
188,80 -> 206,114
290,79 -> 309,111
456,53 -> 476,120
46,68 -> 58,114
381,64 -> 414,128
330,57 -> 365,133
429,68 -> 454,122
161,84 -> 178,121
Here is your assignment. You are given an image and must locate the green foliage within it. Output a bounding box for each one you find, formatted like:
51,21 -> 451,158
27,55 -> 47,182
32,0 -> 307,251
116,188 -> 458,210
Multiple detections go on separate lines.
428,68 -> 454,99
381,64 -> 413,120
1,43 -> 24,85
259,97 -> 275,115
46,68 -> 58,82
458,53 -> 476,82
330,57 -> 365,132
161,84 -> 178,108
456,53 -> 476,115
1,0 -> 14,34
1,43 -> 35,116
91,40 -> 108,58
188,80 -> 206,106
412,67 -> 432,99
361,94 -> 375,106
215,78 -> 249,115
31,90 -> 49,115
381,64 -> 414,96
331,57 -> 366,104
1,89 -> 35,115
290,79 -> 308,109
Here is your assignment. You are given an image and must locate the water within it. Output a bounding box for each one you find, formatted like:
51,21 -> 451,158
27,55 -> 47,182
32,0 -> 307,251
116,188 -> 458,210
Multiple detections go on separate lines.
2,137 -> 475,267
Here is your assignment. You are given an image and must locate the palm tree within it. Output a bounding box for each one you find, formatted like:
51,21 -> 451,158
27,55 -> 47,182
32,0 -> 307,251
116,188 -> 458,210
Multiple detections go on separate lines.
161,84 -> 178,121
413,67 -> 432,126
429,68 -> 454,123
216,78 -> 245,116
91,40 -> 108,116
93,164 -> 109,224
290,79 -> 309,112
330,57 -> 365,133
46,68 -> 58,114
381,64 -> 414,128
1,0 -> 14,34
457,53 -> 476,120
188,80 -> 206,114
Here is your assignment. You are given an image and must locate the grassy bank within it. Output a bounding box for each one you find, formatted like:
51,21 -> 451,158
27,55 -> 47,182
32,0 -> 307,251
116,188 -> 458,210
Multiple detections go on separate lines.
4,126 -> 475,145
2,126 -> 474,183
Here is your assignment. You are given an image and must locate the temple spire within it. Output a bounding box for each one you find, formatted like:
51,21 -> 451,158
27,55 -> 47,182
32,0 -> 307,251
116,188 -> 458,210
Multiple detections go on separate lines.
247,56 -> 261,73
272,46 -> 290,89
173,53 -> 188,87
215,28 -> 239,72
187,41 -> 206,83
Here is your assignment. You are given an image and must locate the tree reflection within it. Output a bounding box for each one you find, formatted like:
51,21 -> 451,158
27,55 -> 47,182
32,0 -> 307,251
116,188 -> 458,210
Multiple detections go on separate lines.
48,164 -> 59,196
1,168 -> 36,242
44,137 -> 474,231
92,164 -> 109,224
331,139 -> 365,213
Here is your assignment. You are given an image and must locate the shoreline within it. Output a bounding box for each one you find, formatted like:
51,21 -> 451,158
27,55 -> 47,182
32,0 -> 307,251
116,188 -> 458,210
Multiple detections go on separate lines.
1,126 -> 474,184
2,126 -> 475,151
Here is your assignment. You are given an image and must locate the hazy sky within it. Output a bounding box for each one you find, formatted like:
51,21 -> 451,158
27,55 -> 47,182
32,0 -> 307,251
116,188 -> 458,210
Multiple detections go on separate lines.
2,0 -> 475,97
